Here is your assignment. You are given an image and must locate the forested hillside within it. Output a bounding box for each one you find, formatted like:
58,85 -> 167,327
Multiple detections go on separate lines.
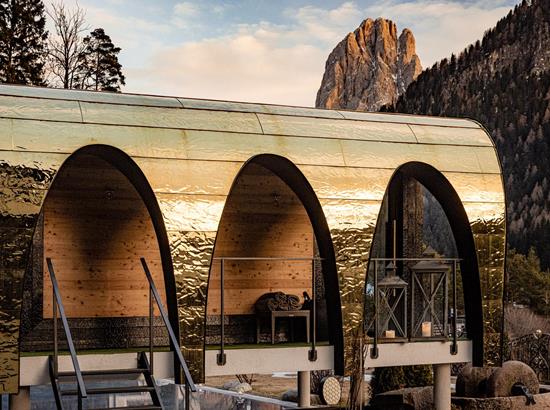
388,0 -> 550,268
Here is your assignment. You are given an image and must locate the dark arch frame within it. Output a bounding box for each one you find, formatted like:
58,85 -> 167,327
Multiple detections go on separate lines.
369,161 -> 484,366
204,154 -> 344,374
26,144 -> 182,374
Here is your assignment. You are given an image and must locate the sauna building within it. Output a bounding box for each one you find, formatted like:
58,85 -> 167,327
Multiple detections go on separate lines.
0,85 -> 505,409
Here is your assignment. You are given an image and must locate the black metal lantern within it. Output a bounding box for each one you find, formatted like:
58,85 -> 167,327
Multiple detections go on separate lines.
377,262 -> 408,339
411,255 -> 450,339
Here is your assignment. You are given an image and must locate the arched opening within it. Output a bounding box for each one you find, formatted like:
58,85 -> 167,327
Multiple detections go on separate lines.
20,145 -> 179,353
205,154 -> 343,374
365,162 -> 483,365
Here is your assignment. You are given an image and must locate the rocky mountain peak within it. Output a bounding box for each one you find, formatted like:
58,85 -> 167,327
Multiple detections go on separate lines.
316,18 -> 422,111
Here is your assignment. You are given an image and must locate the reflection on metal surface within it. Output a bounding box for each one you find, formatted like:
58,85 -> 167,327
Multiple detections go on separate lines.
410,124 -> 493,146
80,102 -> 263,133
300,166 -> 393,201
0,95 -> 82,122
0,85 -> 506,391
9,119 -> 188,159
170,230 -> 216,382
0,158 -> 50,392
341,140 -> 501,173
337,110 -> 479,129
184,130 -> 347,166
257,113 -> 417,142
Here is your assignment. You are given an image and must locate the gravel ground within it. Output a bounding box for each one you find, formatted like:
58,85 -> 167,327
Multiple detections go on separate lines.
205,373 -> 373,406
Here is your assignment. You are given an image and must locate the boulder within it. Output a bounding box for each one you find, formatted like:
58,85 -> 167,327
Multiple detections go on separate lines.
222,380 -> 252,394
456,364 -> 498,398
486,361 -> 539,398
452,391 -> 550,409
281,389 -> 322,405
370,386 -> 433,410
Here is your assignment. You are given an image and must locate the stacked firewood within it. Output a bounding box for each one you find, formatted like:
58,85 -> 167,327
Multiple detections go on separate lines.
254,291 -> 301,313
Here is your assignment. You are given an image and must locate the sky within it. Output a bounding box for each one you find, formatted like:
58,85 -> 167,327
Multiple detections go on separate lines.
59,0 -> 520,106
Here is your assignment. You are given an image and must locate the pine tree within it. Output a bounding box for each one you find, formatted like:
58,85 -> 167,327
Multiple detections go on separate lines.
0,0 -> 48,85
393,0 -> 550,269
75,28 -> 125,92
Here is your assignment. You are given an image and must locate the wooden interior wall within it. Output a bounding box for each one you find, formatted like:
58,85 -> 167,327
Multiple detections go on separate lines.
207,163 -> 314,315
43,154 -> 166,318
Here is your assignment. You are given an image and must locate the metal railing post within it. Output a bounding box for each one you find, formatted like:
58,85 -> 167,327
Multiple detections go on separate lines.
451,260 -> 458,355
46,258 -> 87,403
53,286 -> 58,377
185,379 -> 190,410
371,259 -> 379,358
309,258 -> 317,361
217,258 -> 226,365
140,258 -> 197,394
149,285 -> 154,374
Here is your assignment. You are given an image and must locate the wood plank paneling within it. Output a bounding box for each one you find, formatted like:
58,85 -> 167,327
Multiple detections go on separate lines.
43,154 -> 166,318
207,163 -> 313,315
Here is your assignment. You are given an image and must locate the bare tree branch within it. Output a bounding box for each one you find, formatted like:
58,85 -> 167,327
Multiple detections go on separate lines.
45,1 -> 89,89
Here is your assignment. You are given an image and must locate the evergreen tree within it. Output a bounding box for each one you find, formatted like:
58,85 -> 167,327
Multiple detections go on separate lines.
0,0 -> 48,85
392,0 -> 550,270
75,28 -> 125,92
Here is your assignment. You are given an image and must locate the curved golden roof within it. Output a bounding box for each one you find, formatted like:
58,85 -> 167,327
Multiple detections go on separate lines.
0,84 -> 505,391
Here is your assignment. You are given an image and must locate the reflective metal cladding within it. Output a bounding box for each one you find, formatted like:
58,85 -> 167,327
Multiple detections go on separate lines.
0,85 -> 506,391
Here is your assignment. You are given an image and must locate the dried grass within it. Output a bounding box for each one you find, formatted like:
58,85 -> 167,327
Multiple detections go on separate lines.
505,305 -> 550,339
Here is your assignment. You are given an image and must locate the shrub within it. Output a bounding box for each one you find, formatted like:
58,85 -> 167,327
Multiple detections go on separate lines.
371,366 -> 405,395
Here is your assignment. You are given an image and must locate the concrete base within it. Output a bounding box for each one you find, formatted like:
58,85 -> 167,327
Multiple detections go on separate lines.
205,345 -> 334,376
298,371 -> 311,407
434,363 -> 451,410
9,387 -> 30,410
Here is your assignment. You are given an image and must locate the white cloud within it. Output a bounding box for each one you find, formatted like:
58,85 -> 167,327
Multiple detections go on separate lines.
128,26 -> 328,106
75,0 -> 516,107
173,2 -> 200,17
127,2 -> 365,106
364,1 -> 515,67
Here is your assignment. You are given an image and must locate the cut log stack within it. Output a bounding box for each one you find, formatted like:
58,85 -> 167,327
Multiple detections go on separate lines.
255,292 -> 302,313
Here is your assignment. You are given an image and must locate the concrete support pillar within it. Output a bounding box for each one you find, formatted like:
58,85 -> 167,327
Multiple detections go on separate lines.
433,363 -> 451,410
297,370 -> 311,407
9,387 -> 30,410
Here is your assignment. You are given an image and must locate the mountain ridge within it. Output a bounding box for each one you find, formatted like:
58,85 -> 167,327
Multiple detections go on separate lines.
316,17 -> 422,112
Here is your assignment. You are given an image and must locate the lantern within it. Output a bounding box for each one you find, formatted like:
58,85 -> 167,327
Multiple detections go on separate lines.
377,262 -> 408,339
411,253 -> 450,339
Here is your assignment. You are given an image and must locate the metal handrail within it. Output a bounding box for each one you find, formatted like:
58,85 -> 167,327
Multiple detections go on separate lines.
214,256 -> 320,364
212,257 -> 323,261
46,258 -> 87,408
369,257 -> 462,262
140,258 -> 197,395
